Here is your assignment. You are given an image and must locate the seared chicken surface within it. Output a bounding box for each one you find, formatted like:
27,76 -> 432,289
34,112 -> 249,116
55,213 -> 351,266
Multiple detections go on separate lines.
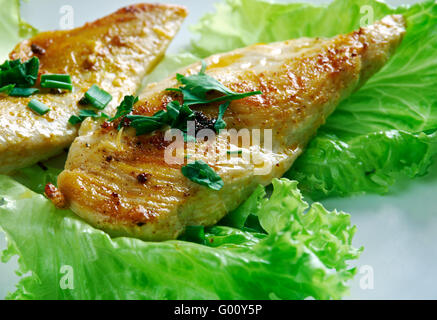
58,16 -> 406,241
0,3 -> 187,173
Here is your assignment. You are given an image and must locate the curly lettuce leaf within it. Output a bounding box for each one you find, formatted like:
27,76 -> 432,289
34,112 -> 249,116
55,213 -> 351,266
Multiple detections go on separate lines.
0,0 -> 37,60
188,0 -> 437,199
190,0 -> 395,58
289,130 -> 437,198
0,175 -> 360,300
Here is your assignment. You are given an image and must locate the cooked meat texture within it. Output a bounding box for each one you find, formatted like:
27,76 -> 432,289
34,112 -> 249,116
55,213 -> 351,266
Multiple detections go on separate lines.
0,3 -> 187,173
58,16 -> 406,241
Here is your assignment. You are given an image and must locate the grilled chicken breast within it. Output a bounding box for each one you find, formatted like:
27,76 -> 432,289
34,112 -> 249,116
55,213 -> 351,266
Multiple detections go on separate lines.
0,3 -> 187,173
57,16 -> 406,241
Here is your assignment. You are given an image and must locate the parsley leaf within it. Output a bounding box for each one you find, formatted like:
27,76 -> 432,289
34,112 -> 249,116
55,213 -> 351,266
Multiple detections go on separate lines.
181,160 -> 224,190
166,100 -> 195,131
0,57 -> 39,88
109,95 -> 138,122
214,101 -> 230,132
168,60 -> 262,106
0,84 -> 15,95
125,114 -> 165,136
123,100 -> 196,136
68,109 -> 107,125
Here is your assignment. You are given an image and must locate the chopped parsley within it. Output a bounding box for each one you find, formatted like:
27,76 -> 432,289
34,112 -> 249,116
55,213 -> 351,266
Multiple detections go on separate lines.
0,57 -> 39,88
125,114 -> 166,135
0,84 -> 15,95
214,101 -> 230,132
167,60 -> 262,106
109,95 -> 138,123
116,60 -> 261,137
181,160 -> 224,190
68,109 -> 108,125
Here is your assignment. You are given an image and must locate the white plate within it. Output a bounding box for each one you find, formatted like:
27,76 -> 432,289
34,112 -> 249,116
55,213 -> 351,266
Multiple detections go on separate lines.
1,0 -> 435,300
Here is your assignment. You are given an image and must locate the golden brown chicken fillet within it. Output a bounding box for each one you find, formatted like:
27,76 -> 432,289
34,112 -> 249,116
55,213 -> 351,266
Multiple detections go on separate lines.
57,15 -> 406,241
0,3 -> 187,173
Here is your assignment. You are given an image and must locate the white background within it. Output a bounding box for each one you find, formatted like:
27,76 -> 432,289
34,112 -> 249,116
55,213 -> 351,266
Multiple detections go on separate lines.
1,0 -> 436,299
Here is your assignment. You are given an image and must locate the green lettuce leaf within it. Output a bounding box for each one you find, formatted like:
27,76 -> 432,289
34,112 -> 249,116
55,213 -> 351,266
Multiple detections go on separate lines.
289,130 -> 437,198
188,0 -> 437,199
0,176 -> 360,299
0,0 -> 37,60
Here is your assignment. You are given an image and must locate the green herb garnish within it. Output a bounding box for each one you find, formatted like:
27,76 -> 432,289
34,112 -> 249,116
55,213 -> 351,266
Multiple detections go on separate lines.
115,61 -> 261,138
227,149 -> 243,155
0,84 -> 15,95
125,114 -> 166,135
68,115 -> 83,125
82,84 -> 112,110
0,57 -> 39,88
41,80 -> 73,90
28,99 -> 49,115
164,100 -> 195,131
214,101 -> 230,132
109,95 -> 138,122
181,160 -> 224,190
167,60 -> 262,106
9,87 -> 39,97
40,74 -> 71,83
68,109 -> 107,125
118,100 -> 195,136
40,74 -> 72,91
